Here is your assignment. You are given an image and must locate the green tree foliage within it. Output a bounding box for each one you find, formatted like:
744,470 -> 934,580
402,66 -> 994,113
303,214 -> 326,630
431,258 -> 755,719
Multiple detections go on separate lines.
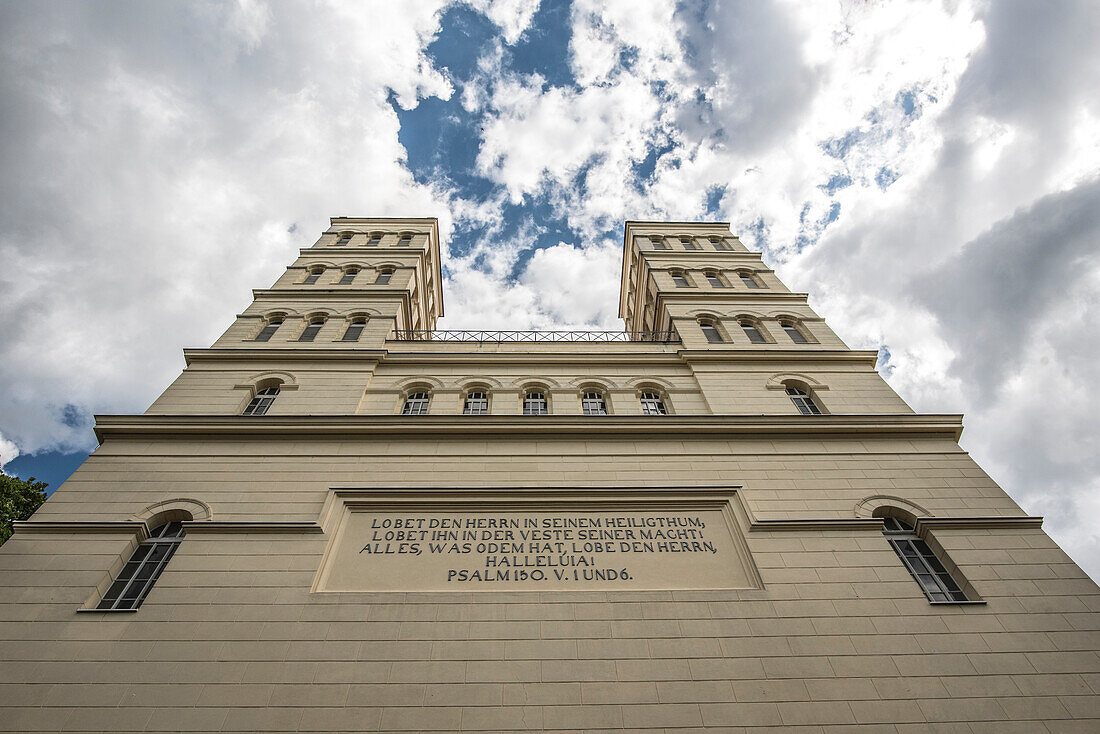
1,474 -> 48,545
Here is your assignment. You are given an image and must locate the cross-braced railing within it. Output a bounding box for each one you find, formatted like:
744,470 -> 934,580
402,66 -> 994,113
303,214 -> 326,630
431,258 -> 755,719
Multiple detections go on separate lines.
391,329 -> 680,343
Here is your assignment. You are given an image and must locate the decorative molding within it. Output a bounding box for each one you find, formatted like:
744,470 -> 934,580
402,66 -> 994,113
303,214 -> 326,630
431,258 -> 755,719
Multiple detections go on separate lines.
766,372 -> 830,391
94,413 -> 966,442
854,494 -> 931,519
181,521 -> 323,534
12,521 -> 149,537
915,516 -> 1044,530
131,498 -> 213,523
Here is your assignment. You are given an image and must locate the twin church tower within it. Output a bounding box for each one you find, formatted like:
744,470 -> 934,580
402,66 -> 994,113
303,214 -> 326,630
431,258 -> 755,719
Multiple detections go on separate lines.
1,218 -> 1096,732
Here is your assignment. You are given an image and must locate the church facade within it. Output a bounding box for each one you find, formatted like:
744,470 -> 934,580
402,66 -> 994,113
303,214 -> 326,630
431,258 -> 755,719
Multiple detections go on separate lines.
1,217 -> 1097,731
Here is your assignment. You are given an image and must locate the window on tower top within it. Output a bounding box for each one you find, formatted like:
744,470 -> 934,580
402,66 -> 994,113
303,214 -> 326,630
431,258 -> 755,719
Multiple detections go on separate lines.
738,272 -> 763,288
254,317 -> 283,342
681,237 -> 699,250
781,321 -> 809,343
705,272 -> 725,288
740,320 -> 767,344
303,267 -> 324,284
671,272 -> 689,288
338,268 -> 359,284
397,235 -> 412,246
96,520 -> 186,610
700,321 -> 724,343
376,268 -> 394,284
342,319 -> 367,341
366,234 -> 382,246
711,238 -> 733,251
298,318 -> 325,342
334,234 -> 352,246
650,236 -> 669,250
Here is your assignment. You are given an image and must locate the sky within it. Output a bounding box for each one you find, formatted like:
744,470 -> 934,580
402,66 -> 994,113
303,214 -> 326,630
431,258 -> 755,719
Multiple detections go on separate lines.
0,1 -> 1098,578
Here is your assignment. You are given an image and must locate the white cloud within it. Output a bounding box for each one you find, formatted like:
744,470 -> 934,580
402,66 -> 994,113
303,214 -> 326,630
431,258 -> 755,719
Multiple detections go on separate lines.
0,433 -> 18,470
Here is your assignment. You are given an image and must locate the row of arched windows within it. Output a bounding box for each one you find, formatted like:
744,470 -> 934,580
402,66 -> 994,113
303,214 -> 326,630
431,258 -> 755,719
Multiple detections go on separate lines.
645,235 -> 738,251
254,314 -> 368,343
301,265 -> 394,285
670,268 -> 764,289
696,316 -> 812,345
94,501 -> 971,610
331,231 -> 415,247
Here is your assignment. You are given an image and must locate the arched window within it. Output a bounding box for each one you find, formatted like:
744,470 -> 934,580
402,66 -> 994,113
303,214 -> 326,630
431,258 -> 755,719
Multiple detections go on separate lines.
342,318 -> 367,342
397,234 -> 412,246
705,271 -> 725,288
699,321 -> 724,343
302,266 -> 324,284
639,391 -> 668,415
680,237 -> 699,250
740,320 -> 767,344
581,390 -> 608,415
402,391 -> 430,415
366,233 -> 382,247
780,320 -> 809,344
671,271 -> 690,288
786,385 -> 822,415
298,317 -> 325,342
738,271 -> 763,289
97,520 -> 186,610
881,516 -> 969,603
243,386 -> 279,415
254,316 -> 284,342
463,390 -> 489,415
650,236 -> 669,250
710,237 -> 733,251
376,268 -> 394,284
523,390 -> 548,415
338,267 -> 359,285
334,233 -> 352,246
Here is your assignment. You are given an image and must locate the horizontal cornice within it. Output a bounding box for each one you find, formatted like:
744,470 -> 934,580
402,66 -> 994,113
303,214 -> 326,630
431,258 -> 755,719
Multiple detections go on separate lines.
93,413 -> 965,442
251,288 -> 409,297
183,348 -> 387,365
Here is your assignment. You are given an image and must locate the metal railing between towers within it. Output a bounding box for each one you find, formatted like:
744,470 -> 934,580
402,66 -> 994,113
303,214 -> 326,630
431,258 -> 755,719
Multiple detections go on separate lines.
391,330 -> 680,343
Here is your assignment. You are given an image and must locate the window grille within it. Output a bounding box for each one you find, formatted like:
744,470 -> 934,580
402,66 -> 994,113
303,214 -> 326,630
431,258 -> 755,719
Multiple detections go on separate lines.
700,322 -> 724,343
671,272 -> 689,288
463,391 -> 488,415
254,319 -> 283,342
97,521 -> 185,610
705,273 -> 724,287
523,391 -> 548,415
298,319 -> 324,342
883,517 -> 969,602
640,392 -> 667,415
740,321 -> 767,344
581,391 -> 607,415
739,272 -> 762,288
242,386 -> 279,415
785,386 -> 821,415
338,269 -> 358,284
342,320 -> 366,341
376,269 -> 393,284
782,322 -> 808,343
303,268 -> 323,284
402,392 -> 430,415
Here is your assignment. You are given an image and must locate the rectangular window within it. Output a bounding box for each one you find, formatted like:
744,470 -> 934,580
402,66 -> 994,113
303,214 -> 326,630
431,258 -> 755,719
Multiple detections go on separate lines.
342,321 -> 366,341
581,391 -> 607,415
681,238 -> 699,250
338,270 -> 357,284
885,528 -> 969,603
397,236 -> 412,246
671,273 -> 689,287
705,273 -> 724,287
712,239 -> 732,251
366,236 -> 381,246
739,273 -> 763,288
335,235 -> 351,246
254,321 -> 282,342
376,270 -> 393,284
303,270 -> 322,284
298,320 -> 324,342
463,392 -> 488,415
650,237 -> 669,250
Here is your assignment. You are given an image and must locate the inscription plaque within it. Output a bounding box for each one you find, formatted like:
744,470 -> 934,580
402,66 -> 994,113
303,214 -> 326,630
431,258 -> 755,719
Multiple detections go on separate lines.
316,500 -> 759,592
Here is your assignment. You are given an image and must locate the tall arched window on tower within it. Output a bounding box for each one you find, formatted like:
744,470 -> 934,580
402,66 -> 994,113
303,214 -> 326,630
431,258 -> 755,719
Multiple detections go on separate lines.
523,389 -> 548,415
341,318 -> 367,341
254,316 -> 284,342
334,233 -> 352,246
338,267 -> 359,285
302,266 -> 324,284
699,320 -> 724,343
243,385 -> 280,415
737,271 -> 763,289
97,519 -> 187,610
780,320 -> 809,343
298,317 -> 325,342
785,385 -> 822,415
881,515 -> 969,603
740,320 -> 767,344
704,271 -> 725,288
